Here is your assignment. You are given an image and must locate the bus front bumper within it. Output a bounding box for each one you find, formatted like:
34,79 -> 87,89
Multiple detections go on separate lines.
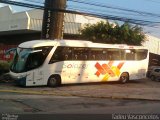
9,73 -> 27,86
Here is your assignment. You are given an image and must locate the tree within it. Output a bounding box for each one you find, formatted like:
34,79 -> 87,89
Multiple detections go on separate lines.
80,21 -> 145,45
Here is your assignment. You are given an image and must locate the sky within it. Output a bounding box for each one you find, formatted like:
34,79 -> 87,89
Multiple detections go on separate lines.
1,0 -> 160,38
67,0 -> 160,37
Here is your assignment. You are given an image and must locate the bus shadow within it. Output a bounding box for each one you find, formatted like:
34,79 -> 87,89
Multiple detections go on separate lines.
60,79 -> 146,88
13,79 -> 144,88
60,81 -> 134,87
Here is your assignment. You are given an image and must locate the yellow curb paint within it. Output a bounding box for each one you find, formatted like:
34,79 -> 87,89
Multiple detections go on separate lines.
0,89 -> 49,94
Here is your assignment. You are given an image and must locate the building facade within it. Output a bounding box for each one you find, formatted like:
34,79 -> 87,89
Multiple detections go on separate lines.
0,6 -> 104,44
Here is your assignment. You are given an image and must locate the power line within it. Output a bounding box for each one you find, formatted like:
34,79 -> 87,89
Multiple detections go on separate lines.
0,0 -> 160,26
68,0 -> 160,18
68,5 -> 147,18
23,0 -> 44,4
143,0 -> 160,4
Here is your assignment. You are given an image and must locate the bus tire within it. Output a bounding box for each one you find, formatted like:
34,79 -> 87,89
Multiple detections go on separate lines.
119,72 -> 129,84
47,75 -> 61,87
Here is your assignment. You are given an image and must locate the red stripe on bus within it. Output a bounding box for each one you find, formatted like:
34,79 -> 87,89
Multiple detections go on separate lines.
117,62 -> 125,69
95,62 -> 106,74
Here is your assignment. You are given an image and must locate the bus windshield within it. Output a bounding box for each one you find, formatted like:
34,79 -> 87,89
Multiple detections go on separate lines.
10,46 -> 52,73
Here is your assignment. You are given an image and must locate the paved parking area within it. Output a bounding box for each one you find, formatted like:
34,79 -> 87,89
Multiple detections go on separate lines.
0,78 -> 160,100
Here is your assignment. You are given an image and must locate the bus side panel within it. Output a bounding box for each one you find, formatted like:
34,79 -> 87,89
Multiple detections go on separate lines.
43,59 -> 148,85
45,61 -> 123,84
120,60 -> 148,80
60,61 -> 104,83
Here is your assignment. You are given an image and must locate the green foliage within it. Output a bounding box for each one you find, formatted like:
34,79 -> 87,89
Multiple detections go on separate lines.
0,60 -> 10,75
80,21 -> 146,45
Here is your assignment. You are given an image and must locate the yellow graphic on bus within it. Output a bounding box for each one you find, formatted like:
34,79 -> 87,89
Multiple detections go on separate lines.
95,61 -> 124,81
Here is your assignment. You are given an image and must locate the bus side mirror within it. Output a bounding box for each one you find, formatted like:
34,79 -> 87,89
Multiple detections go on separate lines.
5,48 -> 17,55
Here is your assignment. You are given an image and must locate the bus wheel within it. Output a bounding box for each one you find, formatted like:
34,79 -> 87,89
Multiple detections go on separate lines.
48,75 -> 61,87
119,73 -> 129,84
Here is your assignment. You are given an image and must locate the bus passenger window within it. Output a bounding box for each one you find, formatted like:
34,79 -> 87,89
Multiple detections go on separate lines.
136,49 -> 148,60
107,52 -> 112,60
89,48 -> 104,60
64,54 -> 68,60
75,54 -> 78,60
108,49 -> 121,60
49,46 -> 73,63
92,55 -> 96,60
84,55 -> 87,60
73,47 -> 89,60
125,50 -> 135,60
120,50 -> 125,60
49,47 -> 63,63
63,47 -> 72,60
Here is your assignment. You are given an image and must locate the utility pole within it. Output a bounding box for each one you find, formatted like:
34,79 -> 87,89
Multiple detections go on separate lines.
41,0 -> 66,40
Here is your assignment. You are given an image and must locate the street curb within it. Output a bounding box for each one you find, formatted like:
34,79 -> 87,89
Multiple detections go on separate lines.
0,89 -> 160,101
0,89 -> 69,96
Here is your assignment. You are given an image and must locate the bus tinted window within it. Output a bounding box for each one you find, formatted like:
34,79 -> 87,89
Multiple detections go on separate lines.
61,47 -> 72,60
73,48 -> 89,60
49,46 -> 72,63
136,49 -> 148,60
123,49 -> 148,61
51,47 -> 62,62
49,46 -> 148,63
125,49 -> 136,60
89,48 -> 106,60
107,49 -> 121,60
26,52 -> 43,70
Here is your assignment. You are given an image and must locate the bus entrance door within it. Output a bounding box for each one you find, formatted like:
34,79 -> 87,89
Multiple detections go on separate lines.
33,69 -> 44,85
26,69 -> 44,86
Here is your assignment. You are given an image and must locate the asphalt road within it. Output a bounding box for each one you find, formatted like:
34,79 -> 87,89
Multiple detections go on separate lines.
0,93 -> 160,114
0,78 -> 160,100
0,78 -> 160,120
0,92 -> 160,119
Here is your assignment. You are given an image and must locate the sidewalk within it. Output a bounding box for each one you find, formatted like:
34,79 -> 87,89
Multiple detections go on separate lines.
0,78 -> 160,101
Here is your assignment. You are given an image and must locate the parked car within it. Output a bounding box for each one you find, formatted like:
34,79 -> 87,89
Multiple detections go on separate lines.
147,66 -> 160,78
149,67 -> 160,81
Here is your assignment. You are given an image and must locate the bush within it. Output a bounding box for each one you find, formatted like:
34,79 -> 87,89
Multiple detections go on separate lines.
0,60 -> 10,75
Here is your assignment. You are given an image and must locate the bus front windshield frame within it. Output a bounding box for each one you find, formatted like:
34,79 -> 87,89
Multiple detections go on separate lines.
10,46 -> 52,73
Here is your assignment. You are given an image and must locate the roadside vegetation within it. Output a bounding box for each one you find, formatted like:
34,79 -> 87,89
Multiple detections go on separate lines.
80,21 -> 146,45
0,60 -> 10,76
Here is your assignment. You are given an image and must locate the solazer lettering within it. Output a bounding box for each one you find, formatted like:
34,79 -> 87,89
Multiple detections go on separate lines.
63,64 -> 88,69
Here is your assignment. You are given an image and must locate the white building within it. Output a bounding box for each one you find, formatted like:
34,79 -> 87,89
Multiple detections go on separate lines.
0,6 -> 104,35
142,35 -> 160,55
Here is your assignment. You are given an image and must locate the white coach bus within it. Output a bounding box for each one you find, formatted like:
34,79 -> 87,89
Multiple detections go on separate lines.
9,40 -> 149,87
